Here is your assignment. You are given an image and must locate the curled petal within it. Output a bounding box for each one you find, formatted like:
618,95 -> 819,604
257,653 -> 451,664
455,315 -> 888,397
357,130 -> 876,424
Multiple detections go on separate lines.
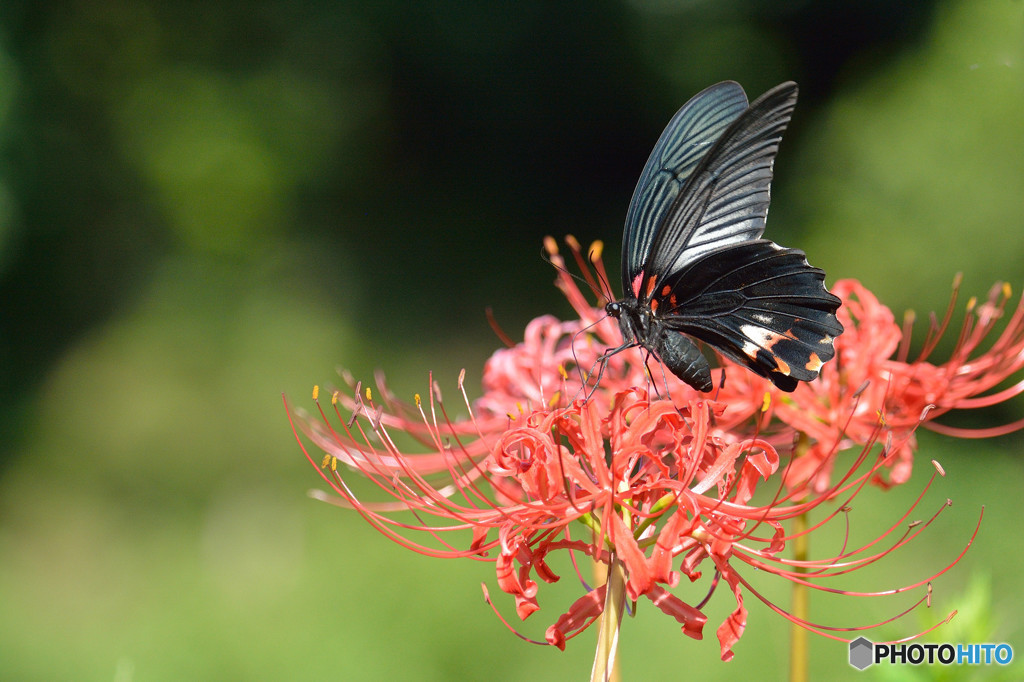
545,586 -> 605,651
647,585 -> 707,641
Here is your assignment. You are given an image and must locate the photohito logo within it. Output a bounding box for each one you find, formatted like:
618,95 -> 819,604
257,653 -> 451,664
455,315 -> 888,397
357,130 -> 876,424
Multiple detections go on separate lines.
849,637 -> 1013,670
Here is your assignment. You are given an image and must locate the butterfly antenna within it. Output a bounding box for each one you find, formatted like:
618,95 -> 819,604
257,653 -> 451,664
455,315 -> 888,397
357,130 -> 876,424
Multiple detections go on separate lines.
541,238 -> 597,297
586,241 -> 617,306
562,235 -> 608,304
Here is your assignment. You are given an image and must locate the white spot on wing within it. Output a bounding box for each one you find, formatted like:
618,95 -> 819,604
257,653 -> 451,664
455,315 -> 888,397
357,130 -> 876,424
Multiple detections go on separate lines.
740,324 -> 778,348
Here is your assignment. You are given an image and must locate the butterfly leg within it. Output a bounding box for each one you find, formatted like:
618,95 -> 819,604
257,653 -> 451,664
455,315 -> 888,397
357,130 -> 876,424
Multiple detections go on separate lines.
581,341 -> 637,400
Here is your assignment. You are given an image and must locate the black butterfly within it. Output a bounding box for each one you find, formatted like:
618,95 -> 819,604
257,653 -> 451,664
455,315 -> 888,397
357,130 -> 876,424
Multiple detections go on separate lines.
603,81 -> 843,393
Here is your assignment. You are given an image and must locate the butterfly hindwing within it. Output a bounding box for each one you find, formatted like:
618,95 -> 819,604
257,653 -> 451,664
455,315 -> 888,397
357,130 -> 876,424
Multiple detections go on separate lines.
652,240 -> 842,390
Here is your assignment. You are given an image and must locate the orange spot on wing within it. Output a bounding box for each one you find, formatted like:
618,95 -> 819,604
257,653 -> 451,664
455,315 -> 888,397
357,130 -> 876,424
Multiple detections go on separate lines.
763,332 -> 786,350
805,353 -> 823,373
644,275 -> 658,298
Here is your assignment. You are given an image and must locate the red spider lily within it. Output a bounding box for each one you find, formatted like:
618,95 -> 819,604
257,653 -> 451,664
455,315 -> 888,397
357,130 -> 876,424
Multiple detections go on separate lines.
287,375 -> 976,661
285,238 -> 998,662
775,278 -> 1024,490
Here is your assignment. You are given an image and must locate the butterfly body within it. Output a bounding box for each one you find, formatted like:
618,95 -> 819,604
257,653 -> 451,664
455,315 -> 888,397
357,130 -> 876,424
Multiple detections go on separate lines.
605,81 -> 843,392
607,297 -> 712,391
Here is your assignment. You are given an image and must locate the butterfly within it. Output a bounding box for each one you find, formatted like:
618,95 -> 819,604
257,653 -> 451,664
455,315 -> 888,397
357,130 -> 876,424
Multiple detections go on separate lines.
603,81 -> 843,393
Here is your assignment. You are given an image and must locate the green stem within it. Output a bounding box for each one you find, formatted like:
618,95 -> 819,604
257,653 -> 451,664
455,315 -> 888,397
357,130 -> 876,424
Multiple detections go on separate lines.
789,510 -> 808,682
591,555 -> 626,682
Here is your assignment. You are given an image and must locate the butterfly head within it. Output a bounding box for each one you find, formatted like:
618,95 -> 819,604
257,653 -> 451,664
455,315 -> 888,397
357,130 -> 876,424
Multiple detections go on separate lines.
605,297 -> 650,346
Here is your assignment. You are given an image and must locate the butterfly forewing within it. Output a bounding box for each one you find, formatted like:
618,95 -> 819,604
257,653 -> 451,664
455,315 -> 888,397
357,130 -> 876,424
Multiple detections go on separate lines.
621,81 -> 749,290
643,82 -> 799,286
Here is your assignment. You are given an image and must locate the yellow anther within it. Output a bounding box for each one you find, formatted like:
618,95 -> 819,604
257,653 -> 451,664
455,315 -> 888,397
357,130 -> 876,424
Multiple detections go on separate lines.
548,391 -> 561,407
761,392 -> 771,412
1003,282 -> 1012,298
414,393 -> 422,408
331,390 -> 339,406
558,364 -> 568,380
365,387 -> 372,402
320,454 -> 331,469
543,235 -> 558,255
312,385 -> 320,400
966,296 -> 977,312
589,240 -> 604,259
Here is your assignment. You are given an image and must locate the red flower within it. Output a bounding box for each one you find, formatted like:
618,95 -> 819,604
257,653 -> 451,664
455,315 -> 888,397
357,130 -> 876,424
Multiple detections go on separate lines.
286,238 -> 998,661
775,278 -> 1024,490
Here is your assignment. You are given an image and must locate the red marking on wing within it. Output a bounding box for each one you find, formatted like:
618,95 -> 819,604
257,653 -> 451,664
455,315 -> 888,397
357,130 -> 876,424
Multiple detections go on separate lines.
644,275 -> 658,299
631,273 -> 644,298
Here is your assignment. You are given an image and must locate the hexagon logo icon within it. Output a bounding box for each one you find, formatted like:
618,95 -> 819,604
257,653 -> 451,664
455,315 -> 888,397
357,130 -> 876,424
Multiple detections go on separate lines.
849,637 -> 874,670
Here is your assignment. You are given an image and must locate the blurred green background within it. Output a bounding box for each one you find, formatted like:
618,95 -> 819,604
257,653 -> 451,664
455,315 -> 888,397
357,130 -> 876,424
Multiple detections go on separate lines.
1,1 -> 1022,679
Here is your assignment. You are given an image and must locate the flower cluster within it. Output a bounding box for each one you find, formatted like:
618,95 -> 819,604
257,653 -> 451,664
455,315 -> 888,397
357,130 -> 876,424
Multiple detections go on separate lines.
776,277 -> 1024,491
287,237 -> 1022,661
